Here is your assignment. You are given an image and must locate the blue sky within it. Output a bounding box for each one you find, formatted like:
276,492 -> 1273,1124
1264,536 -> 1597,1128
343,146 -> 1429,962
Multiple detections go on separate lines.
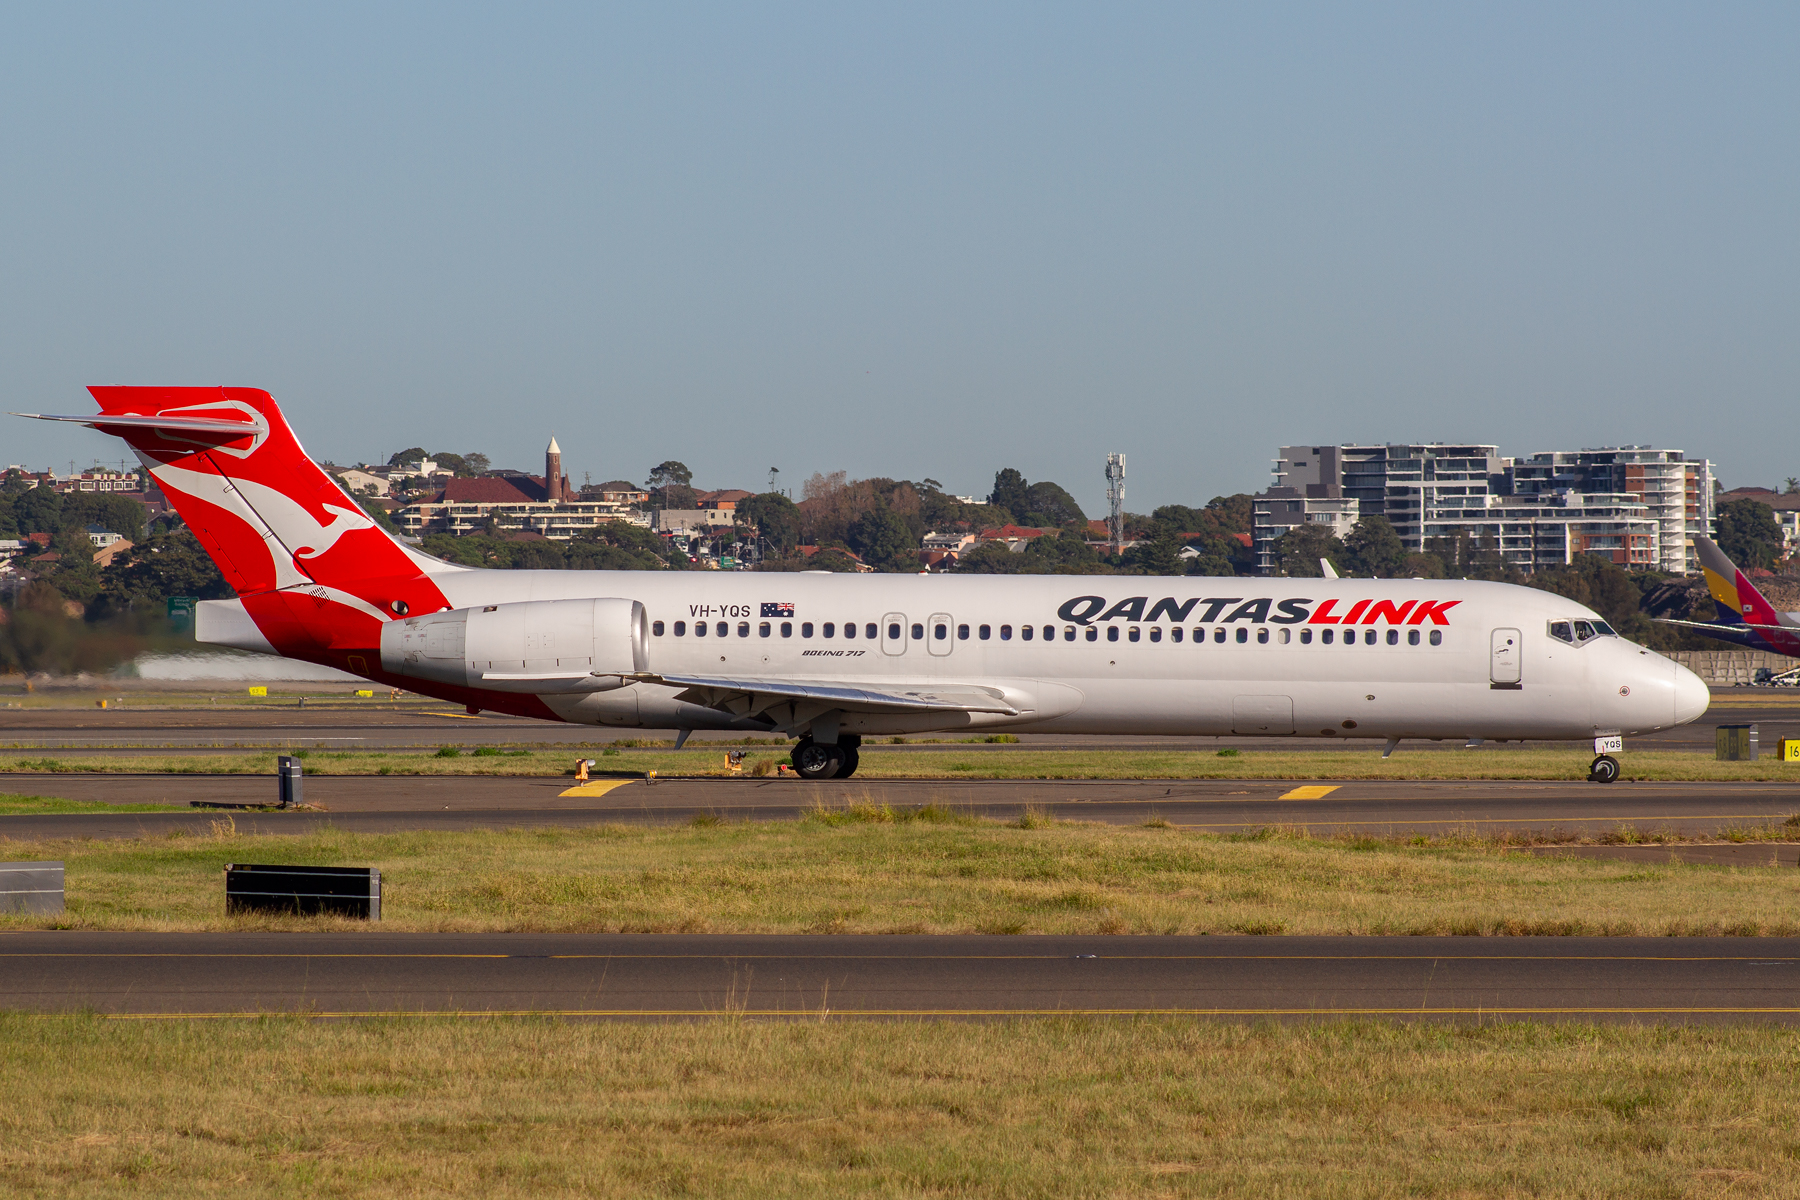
2,3 -> 1795,514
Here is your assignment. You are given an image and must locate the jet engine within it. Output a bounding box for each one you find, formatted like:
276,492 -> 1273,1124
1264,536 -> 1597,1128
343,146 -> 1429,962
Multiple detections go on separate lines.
379,597 -> 647,693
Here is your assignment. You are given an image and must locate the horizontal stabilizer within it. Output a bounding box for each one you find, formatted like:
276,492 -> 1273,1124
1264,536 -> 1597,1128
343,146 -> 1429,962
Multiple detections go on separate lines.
635,673 -> 1020,716
13,411 -> 261,442
1654,617 -> 1798,633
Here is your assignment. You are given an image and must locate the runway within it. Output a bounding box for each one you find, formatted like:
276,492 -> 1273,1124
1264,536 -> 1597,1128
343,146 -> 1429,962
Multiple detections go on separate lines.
3,773 -> 1798,840
4,932 -> 1798,1019
6,689 -> 1798,754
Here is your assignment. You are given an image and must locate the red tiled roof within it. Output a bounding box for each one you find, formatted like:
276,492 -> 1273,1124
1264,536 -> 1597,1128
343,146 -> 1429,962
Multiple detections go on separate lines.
1229,532 -> 1252,548
438,476 -> 546,504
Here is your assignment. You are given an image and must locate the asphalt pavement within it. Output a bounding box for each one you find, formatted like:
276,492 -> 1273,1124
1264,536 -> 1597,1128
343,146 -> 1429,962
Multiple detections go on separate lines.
3,774 -> 1799,839
4,932 -> 1797,1019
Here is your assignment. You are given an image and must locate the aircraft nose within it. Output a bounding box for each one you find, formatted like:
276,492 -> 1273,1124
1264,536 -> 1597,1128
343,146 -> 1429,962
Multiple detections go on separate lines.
1672,661 -> 1710,727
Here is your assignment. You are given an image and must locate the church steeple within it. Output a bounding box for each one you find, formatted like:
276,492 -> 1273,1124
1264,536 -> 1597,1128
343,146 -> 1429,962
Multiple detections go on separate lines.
545,436 -> 564,502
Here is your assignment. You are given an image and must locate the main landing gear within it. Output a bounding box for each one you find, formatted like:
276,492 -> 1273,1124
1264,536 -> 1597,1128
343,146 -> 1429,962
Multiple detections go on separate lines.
791,736 -> 861,780
1587,755 -> 1620,784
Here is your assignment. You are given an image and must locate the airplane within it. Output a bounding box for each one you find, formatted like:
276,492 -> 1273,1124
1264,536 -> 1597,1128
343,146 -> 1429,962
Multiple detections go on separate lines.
17,387 -> 1710,784
1654,534 -> 1800,660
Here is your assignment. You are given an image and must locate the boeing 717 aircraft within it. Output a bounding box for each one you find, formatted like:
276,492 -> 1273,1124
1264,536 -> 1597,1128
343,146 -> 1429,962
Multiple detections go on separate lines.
18,388 -> 1710,783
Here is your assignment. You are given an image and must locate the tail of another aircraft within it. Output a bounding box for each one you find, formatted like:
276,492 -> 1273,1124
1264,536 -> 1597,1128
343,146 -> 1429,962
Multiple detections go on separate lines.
1687,535 -> 1800,656
19,387 -> 458,659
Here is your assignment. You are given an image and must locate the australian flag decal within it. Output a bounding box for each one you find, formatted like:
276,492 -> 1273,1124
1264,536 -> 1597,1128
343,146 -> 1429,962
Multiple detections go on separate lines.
761,602 -> 795,618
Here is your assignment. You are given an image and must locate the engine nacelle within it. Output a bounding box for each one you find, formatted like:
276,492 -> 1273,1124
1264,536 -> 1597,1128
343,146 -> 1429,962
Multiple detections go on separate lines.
379,597 -> 648,693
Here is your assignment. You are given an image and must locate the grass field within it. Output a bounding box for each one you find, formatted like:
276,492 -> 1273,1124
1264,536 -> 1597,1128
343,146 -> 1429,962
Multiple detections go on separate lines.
4,813 -> 1799,936
7,745 -> 1800,781
3,1015 -> 1799,1197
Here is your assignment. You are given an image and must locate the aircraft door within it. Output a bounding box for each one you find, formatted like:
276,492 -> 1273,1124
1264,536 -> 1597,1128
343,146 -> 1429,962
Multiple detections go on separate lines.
881,612 -> 907,656
927,612 -> 953,657
1490,628 -> 1521,686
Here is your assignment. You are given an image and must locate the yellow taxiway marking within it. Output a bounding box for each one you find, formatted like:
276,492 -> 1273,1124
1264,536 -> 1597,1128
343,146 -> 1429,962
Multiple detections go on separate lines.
1278,785 -> 1341,800
557,779 -> 635,798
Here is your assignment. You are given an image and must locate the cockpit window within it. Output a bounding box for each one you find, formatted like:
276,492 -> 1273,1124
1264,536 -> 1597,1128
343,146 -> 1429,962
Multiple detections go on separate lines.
1549,621 -> 1573,643
1591,621 -> 1616,636
1572,620 -> 1597,641
1551,618 -> 1616,644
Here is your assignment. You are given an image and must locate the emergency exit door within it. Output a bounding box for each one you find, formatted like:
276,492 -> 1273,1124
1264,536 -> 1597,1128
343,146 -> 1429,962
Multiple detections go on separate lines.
1490,628 -> 1521,687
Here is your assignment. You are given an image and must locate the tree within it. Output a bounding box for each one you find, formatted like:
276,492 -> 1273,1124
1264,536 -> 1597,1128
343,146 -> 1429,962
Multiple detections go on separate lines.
89,528 -> 232,619
988,468 -> 1030,521
1715,498 -> 1784,569
737,492 -> 801,554
387,447 -> 428,466
647,461 -> 693,489
464,453 -> 491,477
1123,522 -> 1184,575
1341,515 -> 1405,577
1786,477 -> 1798,494
1022,481 -> 1086,527
1272,524 -> 1346,577
847,503 -> 917,569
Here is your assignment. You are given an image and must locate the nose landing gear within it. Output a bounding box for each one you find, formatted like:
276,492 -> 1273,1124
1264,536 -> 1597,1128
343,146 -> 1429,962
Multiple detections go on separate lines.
1587,754 -> 1620,784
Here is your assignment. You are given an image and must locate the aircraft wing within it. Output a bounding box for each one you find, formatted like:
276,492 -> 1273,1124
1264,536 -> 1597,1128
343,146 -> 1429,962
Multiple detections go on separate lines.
1654,617 -> 1799,633
631,673 -> 1021,717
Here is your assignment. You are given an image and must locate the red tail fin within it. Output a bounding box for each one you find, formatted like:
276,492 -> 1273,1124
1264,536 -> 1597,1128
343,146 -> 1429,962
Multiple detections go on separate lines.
83,387 -> 453,652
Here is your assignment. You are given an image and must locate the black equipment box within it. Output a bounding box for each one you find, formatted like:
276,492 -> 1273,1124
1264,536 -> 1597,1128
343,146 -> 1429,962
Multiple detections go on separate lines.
225,863 -> 380,919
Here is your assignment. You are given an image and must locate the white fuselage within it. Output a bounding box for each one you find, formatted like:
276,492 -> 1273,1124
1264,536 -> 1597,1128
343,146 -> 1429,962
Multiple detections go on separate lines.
391,568 -> 1710,742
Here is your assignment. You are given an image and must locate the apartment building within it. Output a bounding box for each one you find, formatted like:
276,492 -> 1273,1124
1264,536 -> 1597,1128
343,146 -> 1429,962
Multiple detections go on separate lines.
1257,443 -> 1711,575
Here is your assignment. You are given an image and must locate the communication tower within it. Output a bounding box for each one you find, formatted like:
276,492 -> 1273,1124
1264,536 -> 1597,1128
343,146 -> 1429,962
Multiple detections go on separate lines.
1105,453 -> 1126,554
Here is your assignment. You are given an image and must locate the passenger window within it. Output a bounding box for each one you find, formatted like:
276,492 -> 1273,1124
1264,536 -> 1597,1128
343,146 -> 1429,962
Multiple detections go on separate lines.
1235,628 -> 1248,644
1430,630 -> 1442,646
1064,626 -> 1076,641
1363,629 -> 1376,645
893,624 -> 905,640
1257,628 -> 1269,644
844,622 -> 856,639
1000,625 -> 1013,640
1150,627 -> 1162,643
1278,628 -> 1290,644
1549,621 -> 1574,643
1300,629 -> 1312,644
1107,627 -> 1120,642
1086,627 -> 1098,641
1128,627 -> 1141,642
866,623 -> 878,639
823,622 -> 835,638
738,622 -> 750,637
801,622 -> 814,638
957,624 -> 969,640
1213,628 -> 1226,643
695,621 -> 708,637
1407,629 -> 1419,646
674,621 -> 687,636
1321,629 -> 1333,644
717,622 -> 729,637
1386,629 -> 1398,645
979,624 -> 992,640
781,622 -> 793,638
1171,627 -> 1182,643
653,620 -> 665,637
1022,625 -> 1034,641
759,622 -> 771,637
934,623 -> 947,640
1044,626 -> 1055,641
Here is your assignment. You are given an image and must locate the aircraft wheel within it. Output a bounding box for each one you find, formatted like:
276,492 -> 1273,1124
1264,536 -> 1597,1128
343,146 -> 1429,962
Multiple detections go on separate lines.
792,739 -> 845,781
838,746 -> 860,779
1587,754 -> 1620,784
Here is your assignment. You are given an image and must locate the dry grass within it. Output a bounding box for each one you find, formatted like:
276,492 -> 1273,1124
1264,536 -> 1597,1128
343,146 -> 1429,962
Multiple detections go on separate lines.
4,817 -> 1799,936
3,1015 -> 1800,1197
7,746 -> 1800,781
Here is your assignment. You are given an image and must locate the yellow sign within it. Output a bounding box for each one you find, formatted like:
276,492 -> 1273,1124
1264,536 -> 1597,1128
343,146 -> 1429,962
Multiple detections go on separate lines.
1783,739 -> 1800,762
247,686 -> 268,697
353,689 -> 373,698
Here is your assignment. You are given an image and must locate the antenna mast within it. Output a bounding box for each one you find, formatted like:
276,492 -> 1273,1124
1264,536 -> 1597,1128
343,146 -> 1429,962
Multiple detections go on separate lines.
1105,453 -> 1126,554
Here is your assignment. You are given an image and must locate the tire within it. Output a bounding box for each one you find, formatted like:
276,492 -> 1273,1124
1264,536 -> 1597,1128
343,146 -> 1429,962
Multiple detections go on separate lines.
792,739 -> 845,781
1588,754 -> 1620,784
838,746 -> 860,779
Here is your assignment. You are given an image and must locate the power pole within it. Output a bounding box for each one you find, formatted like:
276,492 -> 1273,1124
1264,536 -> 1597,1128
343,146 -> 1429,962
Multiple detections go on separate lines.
1105,453 -> 1126,555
